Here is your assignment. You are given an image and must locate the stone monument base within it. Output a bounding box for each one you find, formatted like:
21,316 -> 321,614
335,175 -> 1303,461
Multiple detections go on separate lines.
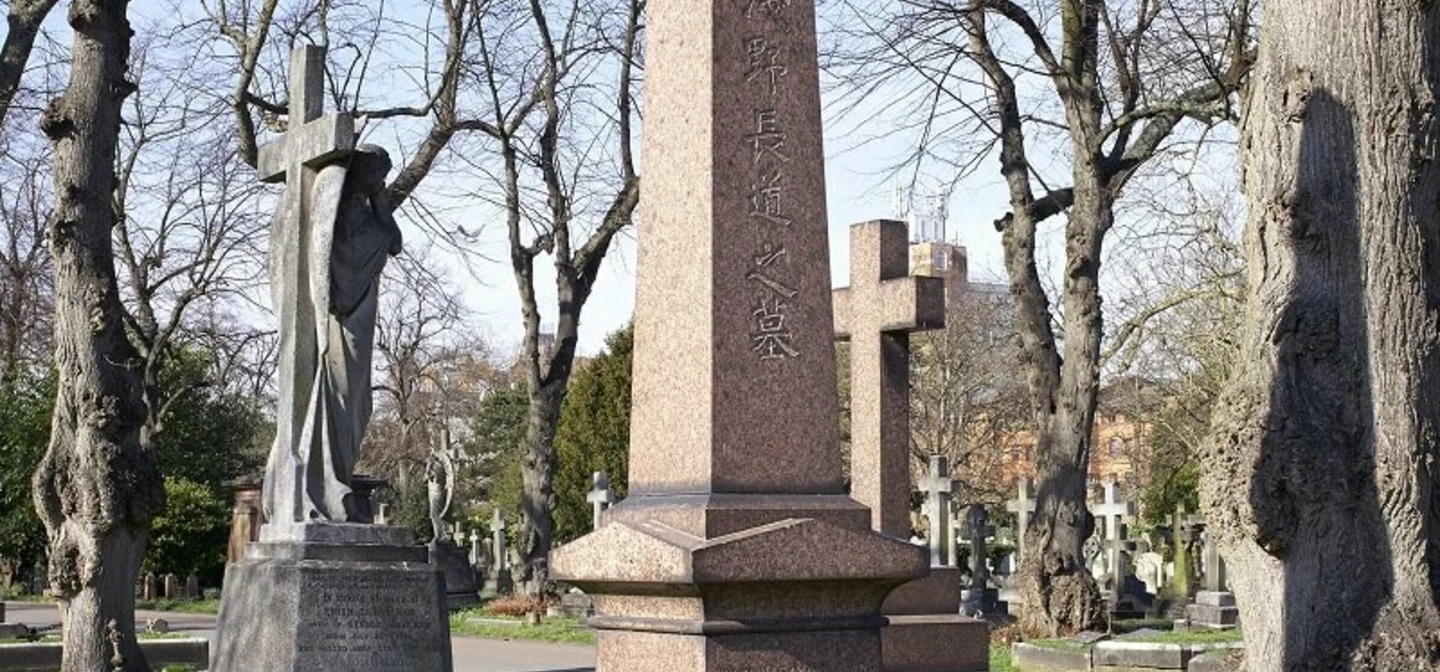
428,540 -> 480,610
553,494 -> 929,672
1186,590 -> 1239,628
879,567 -> 990,672
212,523 -> 453,672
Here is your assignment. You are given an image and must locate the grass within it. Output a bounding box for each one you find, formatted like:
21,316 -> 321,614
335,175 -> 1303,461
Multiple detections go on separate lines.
989,644 -> 1015,672
449,608 -> 595,645
135,598 -> 221,614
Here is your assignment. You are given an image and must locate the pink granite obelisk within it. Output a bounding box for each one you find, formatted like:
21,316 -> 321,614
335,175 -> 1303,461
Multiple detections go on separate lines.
550,2 -> 928,670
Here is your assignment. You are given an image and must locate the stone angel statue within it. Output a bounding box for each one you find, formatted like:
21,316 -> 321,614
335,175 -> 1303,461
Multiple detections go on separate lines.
426,432 -> 457,542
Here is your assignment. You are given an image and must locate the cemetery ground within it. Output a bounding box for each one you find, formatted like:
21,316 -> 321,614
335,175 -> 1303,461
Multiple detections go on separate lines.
2,596 -> 1247,672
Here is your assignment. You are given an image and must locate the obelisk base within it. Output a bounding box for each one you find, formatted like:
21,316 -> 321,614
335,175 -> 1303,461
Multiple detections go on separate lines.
553,495 -> 929,672
879,567 -> 989,672
211,523 -> 453,672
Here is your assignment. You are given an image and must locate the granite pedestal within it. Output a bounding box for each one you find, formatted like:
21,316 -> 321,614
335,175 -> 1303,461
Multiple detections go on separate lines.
211,523 -> 453,672
880,567 -> 989,672
429,540 -> 480,610
1186,591 -> 1239,628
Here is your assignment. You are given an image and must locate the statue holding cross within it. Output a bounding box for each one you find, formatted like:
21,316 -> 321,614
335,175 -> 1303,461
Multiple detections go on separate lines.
259,45 -> 403,526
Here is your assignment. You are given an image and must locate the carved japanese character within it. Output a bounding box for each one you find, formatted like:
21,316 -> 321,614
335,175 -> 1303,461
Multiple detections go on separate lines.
749,167 -> 792,227
745,37 -> 788,96
746,109 -> 791,164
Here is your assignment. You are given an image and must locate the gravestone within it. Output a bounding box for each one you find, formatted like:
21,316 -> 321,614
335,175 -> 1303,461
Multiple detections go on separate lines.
1006,477 -> 1036,563
1093,480 -> 1134,607
586,471 -> 614,530
185,575 -> 201,600
550,3 -> 939,669
376,502 -> 390,526
224,476 -> 264,564
917,456 -> 953,568
959,505 -> 1002,617
163,574 -> 180,600
426,431 -> 478,610
833,220 -> 986,671
1113,524 -> 1152,618
1169,503 -> 1205,604
484,509 -> 512,597
211,45 -> 451,672
1135,551 -> 1166,597
1186,526 -> 1239,628
469,529 -> 484,570
142,573 -> 157,602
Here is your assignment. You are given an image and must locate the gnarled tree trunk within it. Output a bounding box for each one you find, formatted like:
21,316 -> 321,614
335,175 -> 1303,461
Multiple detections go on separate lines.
1199,2 -> 1440,670
31,2 -> 162,671
0,0 -> 60,131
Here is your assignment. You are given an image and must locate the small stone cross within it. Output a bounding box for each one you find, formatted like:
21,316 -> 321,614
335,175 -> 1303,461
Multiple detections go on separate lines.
1092,480 -> 1134,601
587,471 -> 615,530
917,455 -> 953,566
490,509 -> 508,571
1006,477 -> 1037,563
833,220 -> 945,537
959,505 -> 995,593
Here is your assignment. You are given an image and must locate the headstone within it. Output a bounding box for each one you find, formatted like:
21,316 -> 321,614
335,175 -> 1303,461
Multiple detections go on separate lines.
917,455 -> 953,567
427,431 -> 457,542
185,575 -> 200,600
1135,551 -> 1166,597
1093,480 -> 1134,606
1170,503 -> 1205,601
586,471 -> 614,530
211,45 -> 451,672
550,3 -> 940,668
224,476 -> 264,564
1186,523 -> 1239,629
959,505 -> 1003,616
142,573 -> 157,602
1006,477 -> 1037,563
1201,528 -> 1228,592
832,220 -> 944,536
163,574 -> 180,600
1114,524 -> 1153,617
484,509 -> 512,597
376,502 -> 390,526
469,528 -> 484,569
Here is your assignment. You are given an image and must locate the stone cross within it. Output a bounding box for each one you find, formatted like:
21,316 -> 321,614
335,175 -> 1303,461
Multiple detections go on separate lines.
490,509 -> 508,572
376,502 -> 389,526
587,471 -> 614,530
255,45 -> 356,526
948,510 -> 964,567
1006,477 -> 1037,562
470,528 -> 483,567
959,505 -> 995,593
1093,480 -> 1134,602
918,455 -> 953,566
833,220 -> 944,536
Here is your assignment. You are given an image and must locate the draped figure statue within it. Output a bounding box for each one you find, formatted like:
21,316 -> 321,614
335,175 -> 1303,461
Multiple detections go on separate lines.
263,144 -> 402,523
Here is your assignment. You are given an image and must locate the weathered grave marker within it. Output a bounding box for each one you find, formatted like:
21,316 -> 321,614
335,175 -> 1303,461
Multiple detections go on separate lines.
587,471 -> 614,530
1093,480 -> 1134,605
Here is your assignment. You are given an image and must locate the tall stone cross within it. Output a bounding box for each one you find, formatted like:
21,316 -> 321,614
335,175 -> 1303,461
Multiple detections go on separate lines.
833,220 -> 945,536
586,471 -> 614,530
255,45 -> 355,526
490,509 -> 508,572
959,504 -> 995,593
918,455 -> 953,566
1006,477 -> 1037,562
1093,480 -> 1134,601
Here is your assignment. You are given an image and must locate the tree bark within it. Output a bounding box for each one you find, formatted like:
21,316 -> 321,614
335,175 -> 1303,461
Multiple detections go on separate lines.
1199,2 -> 1440,670
0,0 -> 60,131
31,2 -> 162,671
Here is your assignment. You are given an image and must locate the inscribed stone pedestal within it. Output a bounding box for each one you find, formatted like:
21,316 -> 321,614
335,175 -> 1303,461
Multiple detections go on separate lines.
552,2 -> 929,669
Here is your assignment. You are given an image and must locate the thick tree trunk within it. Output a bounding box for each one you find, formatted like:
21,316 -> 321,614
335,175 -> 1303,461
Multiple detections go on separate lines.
1199,3 -> 1440,670
0,0 -> 60,130
31,2 -> 162,671
517,376 -> 565,597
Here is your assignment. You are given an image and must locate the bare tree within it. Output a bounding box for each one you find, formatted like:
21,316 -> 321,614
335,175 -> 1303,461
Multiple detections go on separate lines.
0,141 -> 54,377
911,286 -> 1029,506
454,0 -> 643,596
827,0 -> 1255,634
0,0 -> 61,131
30,1 -> 163,670
1200,3 -> 1440,669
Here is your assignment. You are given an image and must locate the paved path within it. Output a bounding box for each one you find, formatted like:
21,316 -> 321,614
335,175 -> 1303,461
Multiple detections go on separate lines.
3,602 -> 596,672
